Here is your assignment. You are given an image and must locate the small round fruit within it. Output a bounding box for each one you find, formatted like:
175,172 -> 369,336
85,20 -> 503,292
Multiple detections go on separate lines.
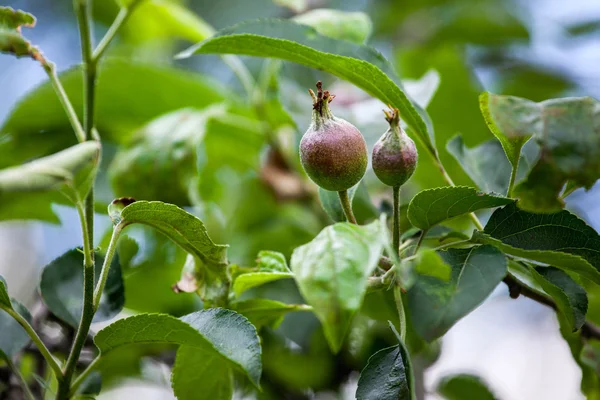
300,82 -> 368,192
372,108 -> 418,187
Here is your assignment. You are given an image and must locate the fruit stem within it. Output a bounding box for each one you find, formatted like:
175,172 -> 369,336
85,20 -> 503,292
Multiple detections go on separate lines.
392,185 -> 401,257
338,190 -> 357,224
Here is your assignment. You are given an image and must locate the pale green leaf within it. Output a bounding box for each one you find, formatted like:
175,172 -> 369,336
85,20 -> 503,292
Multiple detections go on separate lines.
290,220 -> 386,352
273,0 -> 307,13
408,245 -> 507,341
95,309 -> 261,386
480,93 -> 600,212
231,299 -> 308,329
233,272 -> 292,297
437,374 -> 496,400
293,9 -> 372,44
0,6 -> 36,57
411,249 -> 451,281
177,19 -> 433,147
407,186 -> 513,231
446,134 -> 536,194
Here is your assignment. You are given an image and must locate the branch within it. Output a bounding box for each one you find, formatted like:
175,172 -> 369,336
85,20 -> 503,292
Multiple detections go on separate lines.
503,275 -> 600,341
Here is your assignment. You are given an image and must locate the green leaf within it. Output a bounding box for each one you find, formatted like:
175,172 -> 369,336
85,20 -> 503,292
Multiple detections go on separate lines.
292,9 -> 372,44
40,248 -> 124,328
356,346 -> 409,400
0,6 -> 36,58
117,200 -> 228,270
120,0 -> 214,43
408,245 -> 507,341
0,141 -> 100,222
480,93 -> 600,212
528,266 -> 587,331
478,203 -> 600,282
0,276 -> 32,358
479,92 -> 537,170
0,141 -> 100,195
446,134 -> 534,194
0,301 -> 32,359
407,186 -> 513,231
231,299 -> 308,329
290,220 -> 386,352
437,374 -> 496,400
95,308 -> 262,387
411,249 -> 451,281
171,345 -> 233,400
473,232 -> 600,284
0,60 -> 230,167
232,271 -> 292,297
356,322 -> 415,400
177,19 -> 433,147
273,0 -> 307,13
0,275 -> 11,309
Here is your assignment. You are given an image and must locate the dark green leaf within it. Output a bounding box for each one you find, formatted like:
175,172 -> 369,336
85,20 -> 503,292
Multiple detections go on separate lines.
479,203 -> 600,282
356,346 -> 409,400
408,245 -> 507,341
437,374 -> 496,400
40,248 -> 124,328
292,9 -> 372,44
528,266 -> 587,331
95,308 -> 262,387
473,232 -> 600,284
567,20 -> 600,37
118,200 -> 228,270
0,6 -> 36,57
172,345 -> 233,400
177,19 -> 433,147
0,60 -> 231,167
356,322 -> 415,400
407,186 -> 513,231
290,220 -> 386,352
480,93 -> 600,212
231,299 -> 308,329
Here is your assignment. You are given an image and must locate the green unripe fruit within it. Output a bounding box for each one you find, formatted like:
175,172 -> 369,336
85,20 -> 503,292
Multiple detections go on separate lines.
300,82 -> 368,192
372,108 -> 418,187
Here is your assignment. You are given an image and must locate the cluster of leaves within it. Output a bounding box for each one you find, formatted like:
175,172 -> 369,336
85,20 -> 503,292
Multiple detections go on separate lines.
1,1 -> 600,399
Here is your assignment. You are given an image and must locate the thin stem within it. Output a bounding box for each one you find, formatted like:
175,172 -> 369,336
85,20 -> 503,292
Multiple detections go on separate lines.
1,307 -> 62,377
393,285 -> 407,342
338,190 -> 357,224
222,55 -> 256,99
93,223 -> 124,311
74,0 -> 94,139
413,230 -> 426,256
39,61 -> 86,143
69,356 -> 100,397
57,201 -> 95,399
507,161 -> 519,198
5,356 -> 35,400
392,185 -> 401,257
92,2 -> 140,61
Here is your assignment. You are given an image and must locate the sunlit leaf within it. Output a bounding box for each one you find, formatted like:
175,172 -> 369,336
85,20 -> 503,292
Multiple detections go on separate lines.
293,9 -> 372,44
290,220 -> 386,352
